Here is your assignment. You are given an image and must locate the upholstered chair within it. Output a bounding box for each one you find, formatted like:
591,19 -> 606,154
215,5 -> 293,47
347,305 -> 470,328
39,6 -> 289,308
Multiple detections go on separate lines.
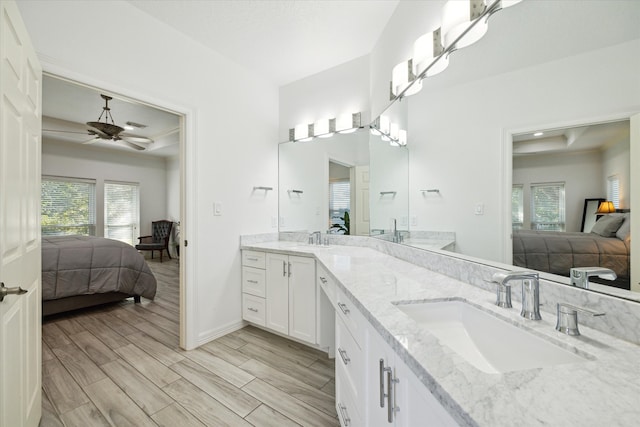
135,220 -> 173,262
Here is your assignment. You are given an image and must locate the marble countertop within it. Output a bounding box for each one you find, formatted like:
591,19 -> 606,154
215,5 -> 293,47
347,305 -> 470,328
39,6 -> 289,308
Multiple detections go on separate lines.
241,240 -> 640,427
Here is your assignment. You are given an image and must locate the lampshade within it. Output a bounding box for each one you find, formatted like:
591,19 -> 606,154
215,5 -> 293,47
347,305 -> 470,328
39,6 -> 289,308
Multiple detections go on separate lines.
501,0 -> 523,8
314,118 -> 334,138
379,115 -> 390,135
390,122 -> 399,140
294,123 -> 312,142
391,60 -> 422,97
441,0 -> 489,50
597,201 -> 615,214
398,129 -> 407,146
336,113 -> 359,134
413,28 -> 449,77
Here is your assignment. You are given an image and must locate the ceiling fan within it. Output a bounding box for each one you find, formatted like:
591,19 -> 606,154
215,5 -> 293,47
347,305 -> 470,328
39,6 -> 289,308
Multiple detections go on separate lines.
43,94 -> 153,151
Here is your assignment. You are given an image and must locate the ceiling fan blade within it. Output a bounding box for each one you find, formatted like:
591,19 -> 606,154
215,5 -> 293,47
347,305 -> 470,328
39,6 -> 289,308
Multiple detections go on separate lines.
121,140 -> 146,151
121,134 -> 153,144
82,137 -> 100,145
42,129 -> 90,135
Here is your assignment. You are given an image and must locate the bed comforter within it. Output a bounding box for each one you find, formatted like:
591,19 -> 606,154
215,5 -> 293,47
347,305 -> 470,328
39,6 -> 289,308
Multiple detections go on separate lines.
512,230 -> 630,279
42,235 -> 157,301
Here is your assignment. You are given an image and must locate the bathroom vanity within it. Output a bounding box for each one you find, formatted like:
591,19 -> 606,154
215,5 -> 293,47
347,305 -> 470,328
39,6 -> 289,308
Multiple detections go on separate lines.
241,236 -> 640,426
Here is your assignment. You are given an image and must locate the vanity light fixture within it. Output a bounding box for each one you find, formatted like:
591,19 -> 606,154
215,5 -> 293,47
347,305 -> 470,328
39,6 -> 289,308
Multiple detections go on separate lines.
441,0 -> 489,50
314,118 -> 335,138
289,113 -> 361,142
413,28 -> 448,78
597,201 -> 616,214
398,129 -> 407,146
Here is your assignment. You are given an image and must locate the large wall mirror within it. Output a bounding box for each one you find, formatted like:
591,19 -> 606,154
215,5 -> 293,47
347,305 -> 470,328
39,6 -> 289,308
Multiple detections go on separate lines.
278,128 -> 410,236
377,0 -> 639,301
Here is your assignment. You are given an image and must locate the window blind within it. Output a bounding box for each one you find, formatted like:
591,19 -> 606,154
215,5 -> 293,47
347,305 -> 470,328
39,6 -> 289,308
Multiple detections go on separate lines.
329,180 -> 350,232
607,176 -> 620,209
105,181 -> 140,246
512,185 -> 524,229
41,176 -> 96,236
530,182 -> 565,231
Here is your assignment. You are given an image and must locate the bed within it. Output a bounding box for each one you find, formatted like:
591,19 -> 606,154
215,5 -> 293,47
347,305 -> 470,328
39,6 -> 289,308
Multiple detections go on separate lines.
42,235 -> 157,316
512,213 -> 631,287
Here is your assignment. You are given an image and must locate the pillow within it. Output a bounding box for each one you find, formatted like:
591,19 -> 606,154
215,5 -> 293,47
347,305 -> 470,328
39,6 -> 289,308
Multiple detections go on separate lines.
615,213 -> 631,241
590,214 -> 625,237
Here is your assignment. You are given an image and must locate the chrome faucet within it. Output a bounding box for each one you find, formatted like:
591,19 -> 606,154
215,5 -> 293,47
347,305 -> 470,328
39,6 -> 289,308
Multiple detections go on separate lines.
555,302 -> 605,336
570,267 -> 617,289
491,271 -> 542,320
310,231 -> 321,245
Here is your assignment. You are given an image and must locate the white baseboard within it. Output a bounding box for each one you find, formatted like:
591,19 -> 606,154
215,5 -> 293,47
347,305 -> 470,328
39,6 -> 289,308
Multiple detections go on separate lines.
196,320 -> 247,347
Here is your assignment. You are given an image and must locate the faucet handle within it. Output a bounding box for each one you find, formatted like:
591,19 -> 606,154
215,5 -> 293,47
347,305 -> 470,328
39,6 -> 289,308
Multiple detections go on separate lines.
555,302 -> 605,336
495,282 -> 512,308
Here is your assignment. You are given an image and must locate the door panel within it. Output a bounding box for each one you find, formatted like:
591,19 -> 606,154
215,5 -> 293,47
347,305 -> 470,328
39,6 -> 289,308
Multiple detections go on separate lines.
0,1 -> 43,426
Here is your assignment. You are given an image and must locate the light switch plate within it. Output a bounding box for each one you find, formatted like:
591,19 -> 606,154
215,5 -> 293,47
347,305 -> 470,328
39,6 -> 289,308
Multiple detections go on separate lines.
214,202 -> 222,216
475,203 -> 484,215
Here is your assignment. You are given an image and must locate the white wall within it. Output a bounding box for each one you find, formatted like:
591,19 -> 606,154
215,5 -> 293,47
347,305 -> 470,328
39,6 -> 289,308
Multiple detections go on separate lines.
17,0 -> 279,347
603,137 -> 632,209
42,140 -> 168,238
513,150 -> 604,232
279,55 -> 371,141
166,155 -> 180,223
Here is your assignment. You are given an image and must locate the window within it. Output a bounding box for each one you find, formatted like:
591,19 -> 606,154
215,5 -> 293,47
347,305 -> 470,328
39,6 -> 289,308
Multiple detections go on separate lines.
607,175 -> 620,209
512,185 -> 524,230
104,181 -> 139,245
530,182 -> 565,231
329,180 -> 350,234
41,176 -> 96,236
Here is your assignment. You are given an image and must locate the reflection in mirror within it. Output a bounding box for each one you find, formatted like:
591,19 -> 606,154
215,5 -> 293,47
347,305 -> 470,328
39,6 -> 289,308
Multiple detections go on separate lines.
371,1 -> 638,301
511,120 -> 631,290
278,130 -> 369,234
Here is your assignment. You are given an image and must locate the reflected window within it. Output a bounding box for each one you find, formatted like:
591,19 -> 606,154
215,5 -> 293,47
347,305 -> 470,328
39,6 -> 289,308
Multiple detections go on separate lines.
329,180 -> 350,234
530,182 -> 565,231
607,175 -> 620,209
512,184 -> 524,229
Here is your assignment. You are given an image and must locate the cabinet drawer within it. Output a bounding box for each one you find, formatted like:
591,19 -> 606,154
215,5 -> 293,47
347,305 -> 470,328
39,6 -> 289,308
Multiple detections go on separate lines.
242,250 -> 266,269
242,293 -> 266,326
336,287 -> 366,348
317,265 -> 336,308
336,314 -> 363,405
242,266 -> 266,297
336,358 -> 363,427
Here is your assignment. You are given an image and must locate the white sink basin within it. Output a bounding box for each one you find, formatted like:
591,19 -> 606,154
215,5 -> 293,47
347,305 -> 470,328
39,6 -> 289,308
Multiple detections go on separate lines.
395,300 -> 587,373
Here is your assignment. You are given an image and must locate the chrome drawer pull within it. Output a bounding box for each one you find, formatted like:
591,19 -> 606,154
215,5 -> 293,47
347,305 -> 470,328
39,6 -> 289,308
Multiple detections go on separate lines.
380,359 -> 391,408
283,260 -> 287,277
247,257 -> 259,261
338,302 -> 350,315
288,262 -> 292,278
338,403 -> 351,426
338,347 -> 350,365
247,307 -> 259,313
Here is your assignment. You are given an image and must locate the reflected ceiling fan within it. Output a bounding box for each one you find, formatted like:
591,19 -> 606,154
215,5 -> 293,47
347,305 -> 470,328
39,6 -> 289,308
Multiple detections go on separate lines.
44,94 -> 153,151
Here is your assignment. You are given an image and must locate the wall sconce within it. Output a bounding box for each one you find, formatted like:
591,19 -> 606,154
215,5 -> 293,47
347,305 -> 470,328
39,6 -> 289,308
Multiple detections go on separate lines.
413,28 -> 448,77
597,201 -> 616,214
289,112 -> 361,141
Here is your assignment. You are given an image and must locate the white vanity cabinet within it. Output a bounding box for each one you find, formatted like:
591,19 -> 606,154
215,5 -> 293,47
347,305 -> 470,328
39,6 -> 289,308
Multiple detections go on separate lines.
241,250 -> 267,326
366,326 -> 459,427
264,252 -> 317,344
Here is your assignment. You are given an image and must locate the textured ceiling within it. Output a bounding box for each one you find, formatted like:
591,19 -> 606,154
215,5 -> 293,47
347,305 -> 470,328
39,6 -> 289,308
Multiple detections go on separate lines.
126,0 -> 399,86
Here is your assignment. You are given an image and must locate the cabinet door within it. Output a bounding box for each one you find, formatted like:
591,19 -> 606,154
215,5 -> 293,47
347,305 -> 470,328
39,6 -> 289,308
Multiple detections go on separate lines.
288,255 -> 316,344
366,328 -> 397,427
265,253 -> 289,335
394,359 -> 459,427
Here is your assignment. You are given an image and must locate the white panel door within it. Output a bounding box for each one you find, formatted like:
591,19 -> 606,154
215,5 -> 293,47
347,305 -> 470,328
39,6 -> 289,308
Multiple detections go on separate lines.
265,253 -> 289,335
354,165 -> 370,236
0,1 -> 42,427
631,113 -> 639,293
287,255 -> 315,344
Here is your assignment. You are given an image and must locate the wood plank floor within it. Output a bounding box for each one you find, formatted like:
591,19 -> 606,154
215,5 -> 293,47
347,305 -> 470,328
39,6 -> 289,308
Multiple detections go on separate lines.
40,258 -> 338,427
